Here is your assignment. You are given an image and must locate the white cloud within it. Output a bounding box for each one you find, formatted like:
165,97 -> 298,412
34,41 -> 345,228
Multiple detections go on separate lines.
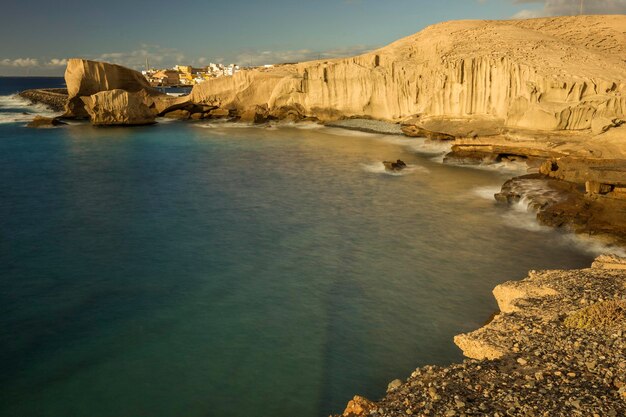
47,58 -> 68,66
0,58 -> 40,67
89,45 -> 187,71
513,0 -> 626,18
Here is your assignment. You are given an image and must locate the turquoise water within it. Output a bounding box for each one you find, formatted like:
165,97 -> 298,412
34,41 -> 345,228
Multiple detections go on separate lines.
0,80 -> 596,417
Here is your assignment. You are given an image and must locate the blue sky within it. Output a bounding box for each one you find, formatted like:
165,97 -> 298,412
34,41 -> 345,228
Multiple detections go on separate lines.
1,0 -> 624,75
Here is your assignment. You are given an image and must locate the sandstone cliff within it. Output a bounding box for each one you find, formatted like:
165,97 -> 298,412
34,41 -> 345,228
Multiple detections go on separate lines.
191,15 -> 626,131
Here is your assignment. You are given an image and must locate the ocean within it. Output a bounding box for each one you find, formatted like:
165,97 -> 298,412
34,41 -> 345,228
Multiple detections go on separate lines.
0,77 -> 604,417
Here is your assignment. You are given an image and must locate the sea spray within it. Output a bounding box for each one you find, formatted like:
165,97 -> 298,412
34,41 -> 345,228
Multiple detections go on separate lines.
484,179 -> 626,256
0,94 -> 61,124
361,161 -> 429,176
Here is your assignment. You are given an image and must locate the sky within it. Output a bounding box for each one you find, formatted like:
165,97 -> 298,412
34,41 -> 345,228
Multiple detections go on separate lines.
1,0 -> 625,76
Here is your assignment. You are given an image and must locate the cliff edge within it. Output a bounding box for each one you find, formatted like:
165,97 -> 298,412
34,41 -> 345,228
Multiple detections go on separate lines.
338,255 -> 626,416
191,15 -> 626,131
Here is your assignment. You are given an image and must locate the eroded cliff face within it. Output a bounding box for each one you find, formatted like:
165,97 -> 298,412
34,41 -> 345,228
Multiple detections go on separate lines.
64,58 -> 158,119
191,15 -> 626,130
81,89 -> 157,126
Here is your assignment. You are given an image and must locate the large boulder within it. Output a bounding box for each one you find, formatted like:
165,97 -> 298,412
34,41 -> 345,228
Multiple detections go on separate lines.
64,58 -> 157,118
26,116 -> 67,128
81,89 -> 156,126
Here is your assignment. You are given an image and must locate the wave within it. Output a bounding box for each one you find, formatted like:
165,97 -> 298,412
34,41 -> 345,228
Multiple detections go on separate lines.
382,136 -> 452,156
472,185 -> 502,200
499,179 -> 564,231
379,136 -> 530,175
509,179 -> 564,211
559,234 -> 626,258
361,161 -> 429,176
322,126 -> 388,137
0,94 -> 61,124
284,122 -> 325,130
460,159 -> 531,176
494,179 -> 626,256
195,121 -> 266,129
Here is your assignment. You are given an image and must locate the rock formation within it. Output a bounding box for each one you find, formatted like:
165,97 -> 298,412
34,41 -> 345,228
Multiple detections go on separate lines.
191,15 -> 626,132
26,116 -> 67,128
62,58 -> 191,125
383,160 -> 407,172
64,58 -> 157,119
58,16 -> 626,130
81,89 -> 157,126
338,256 -> 626,417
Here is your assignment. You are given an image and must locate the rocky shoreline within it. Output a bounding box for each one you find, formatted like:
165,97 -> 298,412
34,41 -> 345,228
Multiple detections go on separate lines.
18,90 -> 626,416
19,86 -> 626,246
337,255 -> 626,417
18,88 -> 68,112
15,14 -> 626,417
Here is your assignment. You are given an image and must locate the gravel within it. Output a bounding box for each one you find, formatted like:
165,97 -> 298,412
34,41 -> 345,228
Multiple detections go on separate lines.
337,256 -> 626,417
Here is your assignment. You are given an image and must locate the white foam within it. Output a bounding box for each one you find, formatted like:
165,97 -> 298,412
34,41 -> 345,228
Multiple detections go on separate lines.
155,117 -> 179,123
496,179 -> 626,256
497,180 -> 560,230
361,162 -> 429,176
462,159 -> 530,176
501,208 -> 551,233
472,185 -> 502,200
383,137 -> 453,156
284,122 -> 325,130
195,121 -> 253,129
0,94 -> 60,124
513,179 -> 564,210
559,234 -> 626,257
322,127 -> 385,137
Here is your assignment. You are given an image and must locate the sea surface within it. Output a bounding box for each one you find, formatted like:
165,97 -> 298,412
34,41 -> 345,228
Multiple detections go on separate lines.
0,77 -> 611,417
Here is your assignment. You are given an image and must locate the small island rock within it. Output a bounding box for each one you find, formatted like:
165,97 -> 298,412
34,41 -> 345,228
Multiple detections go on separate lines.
383,159 -> 407,172
26,116 -> 67,128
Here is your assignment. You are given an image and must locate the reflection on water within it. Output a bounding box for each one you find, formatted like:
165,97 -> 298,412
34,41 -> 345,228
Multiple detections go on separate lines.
0,120 -> 601,417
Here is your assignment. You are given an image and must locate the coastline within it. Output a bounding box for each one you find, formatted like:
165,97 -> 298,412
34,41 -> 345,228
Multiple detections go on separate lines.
15,87 -> 626,253
338,255 -> 626,417
11,90 -> 626,416
17,86 -> 626,250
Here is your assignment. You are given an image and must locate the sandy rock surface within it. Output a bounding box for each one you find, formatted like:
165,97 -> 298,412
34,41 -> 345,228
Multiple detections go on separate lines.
192,16 -> 626,132
340,256 -> 626,417
81,89 -> 157,126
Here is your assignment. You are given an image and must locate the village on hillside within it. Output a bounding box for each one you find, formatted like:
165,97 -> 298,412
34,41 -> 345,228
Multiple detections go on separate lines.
142,62 -> 275,87
142,63 -> 240,87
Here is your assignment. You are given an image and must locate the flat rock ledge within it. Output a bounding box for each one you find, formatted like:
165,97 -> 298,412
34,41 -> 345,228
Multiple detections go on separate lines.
325,119 -> 403,135
337,256 -> 626,417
